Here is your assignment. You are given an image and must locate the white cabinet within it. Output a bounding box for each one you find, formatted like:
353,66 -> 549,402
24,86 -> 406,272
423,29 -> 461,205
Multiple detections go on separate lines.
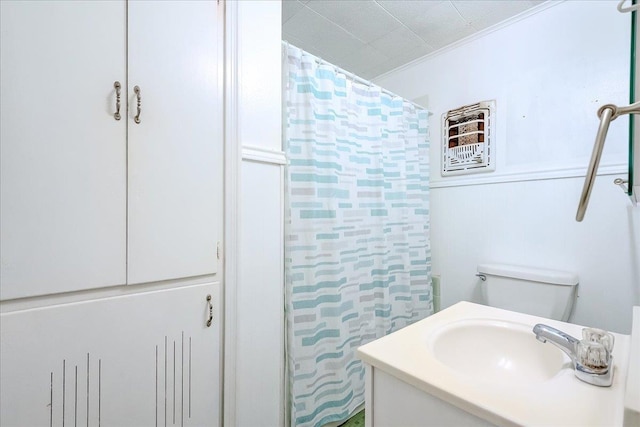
127,1 -> 222,285
1,2 -> 223,425
0,1 -> 222,298
0,283 -> 222,427
364,367 -> 494,427
0,0 -> 128,299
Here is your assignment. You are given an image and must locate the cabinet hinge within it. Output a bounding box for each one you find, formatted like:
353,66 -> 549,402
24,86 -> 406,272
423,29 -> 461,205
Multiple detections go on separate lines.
217,242 -> 221,260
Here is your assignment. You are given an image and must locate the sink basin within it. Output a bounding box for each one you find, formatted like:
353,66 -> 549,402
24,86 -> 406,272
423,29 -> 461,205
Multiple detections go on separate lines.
358,302 -> 631,426
428,319 -> 567,384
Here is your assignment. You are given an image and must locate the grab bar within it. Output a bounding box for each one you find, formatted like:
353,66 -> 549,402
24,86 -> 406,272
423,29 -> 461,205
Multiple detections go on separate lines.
618,0 -> 640,13
577,101 -> 640,221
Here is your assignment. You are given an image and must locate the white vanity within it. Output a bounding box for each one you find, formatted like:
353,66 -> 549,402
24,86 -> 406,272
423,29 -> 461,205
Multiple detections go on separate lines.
357,302 -> 639,427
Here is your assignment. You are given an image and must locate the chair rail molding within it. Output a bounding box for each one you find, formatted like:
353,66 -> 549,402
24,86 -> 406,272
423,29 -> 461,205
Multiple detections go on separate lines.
242,145 -> 287,165
430,162 -> 628,189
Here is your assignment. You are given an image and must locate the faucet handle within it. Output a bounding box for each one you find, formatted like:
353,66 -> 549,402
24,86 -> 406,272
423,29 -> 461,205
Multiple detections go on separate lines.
576,341 -> 609,373
582,327 -> 615,352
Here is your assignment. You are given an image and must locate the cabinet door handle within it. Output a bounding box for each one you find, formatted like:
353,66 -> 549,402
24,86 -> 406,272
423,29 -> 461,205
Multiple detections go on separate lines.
114,81 -> 121,120
206,294 -> 213,327
134,85 -> 142,124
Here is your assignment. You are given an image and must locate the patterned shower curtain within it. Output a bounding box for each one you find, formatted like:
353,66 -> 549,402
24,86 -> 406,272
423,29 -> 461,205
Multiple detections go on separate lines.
284,45 -> 433,427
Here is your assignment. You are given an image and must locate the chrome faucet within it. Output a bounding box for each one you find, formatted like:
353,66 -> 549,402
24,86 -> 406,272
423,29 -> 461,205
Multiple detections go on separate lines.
532,324 -> 614,387
533,324 -> 580,361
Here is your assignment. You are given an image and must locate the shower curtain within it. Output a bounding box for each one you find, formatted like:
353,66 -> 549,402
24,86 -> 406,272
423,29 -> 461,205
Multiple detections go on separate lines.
284,45 -> 432,427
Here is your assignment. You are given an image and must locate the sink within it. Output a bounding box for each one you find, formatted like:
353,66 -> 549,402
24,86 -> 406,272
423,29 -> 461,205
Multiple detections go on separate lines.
358,302 -> 631,426
428,318 -> 567,384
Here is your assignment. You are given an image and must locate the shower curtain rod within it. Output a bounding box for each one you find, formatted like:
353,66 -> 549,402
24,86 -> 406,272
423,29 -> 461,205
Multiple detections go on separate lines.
282,40 -> 427,111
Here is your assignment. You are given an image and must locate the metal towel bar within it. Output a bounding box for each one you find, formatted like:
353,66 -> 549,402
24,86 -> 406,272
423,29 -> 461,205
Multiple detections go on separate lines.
576,101 -> 640,221
618,0 -> 640,13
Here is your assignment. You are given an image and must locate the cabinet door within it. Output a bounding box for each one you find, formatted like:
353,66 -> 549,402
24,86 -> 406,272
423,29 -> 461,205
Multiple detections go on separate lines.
127,1 -> 223,285
0,283 -> 222,427
0,1 -> 127,299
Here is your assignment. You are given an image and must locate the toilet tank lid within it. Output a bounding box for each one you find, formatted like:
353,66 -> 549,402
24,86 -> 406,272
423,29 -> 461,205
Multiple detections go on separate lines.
477,264 -> 579,286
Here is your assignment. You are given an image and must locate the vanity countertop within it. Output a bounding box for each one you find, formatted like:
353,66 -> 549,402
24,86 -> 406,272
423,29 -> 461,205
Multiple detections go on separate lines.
356,301 -> 632,427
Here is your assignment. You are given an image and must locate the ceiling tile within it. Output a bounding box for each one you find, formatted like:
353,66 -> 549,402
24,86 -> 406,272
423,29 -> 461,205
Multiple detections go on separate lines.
421,4 -> 476,49
452,0 -> 536,31
283,32 -> 343,65
283,32 -> 311,53
377,0 -> 474,49
376,1 -> 447,18
283,6 -> 367,60
285,0 -> 543,79
376,0 -> 448,37
305,1 -> 402,43
354,65 -> 381,81
370,26 -> 429,58
365,46 -> 434,79
339,45 -> 390,76
378,44 -> 435,74
282,0 -> 307,24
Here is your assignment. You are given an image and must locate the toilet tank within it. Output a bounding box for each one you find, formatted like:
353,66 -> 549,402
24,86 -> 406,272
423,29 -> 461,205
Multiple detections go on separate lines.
478,264 -> 579,321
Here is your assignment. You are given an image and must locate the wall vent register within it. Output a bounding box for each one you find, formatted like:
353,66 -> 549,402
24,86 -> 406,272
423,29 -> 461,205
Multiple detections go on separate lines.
442,100 -> 495,176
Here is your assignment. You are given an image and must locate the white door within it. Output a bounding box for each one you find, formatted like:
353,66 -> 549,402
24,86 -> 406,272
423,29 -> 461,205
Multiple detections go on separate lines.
0,1 -> 127,299
0,283 -> 222,427
127,1 -> 223,285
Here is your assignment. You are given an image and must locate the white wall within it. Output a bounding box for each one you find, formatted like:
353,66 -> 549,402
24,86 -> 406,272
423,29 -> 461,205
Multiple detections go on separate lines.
238,1 -> 283,153
238,159 -> 284,427
376,1 -> 640,333
231,1 -> 285,426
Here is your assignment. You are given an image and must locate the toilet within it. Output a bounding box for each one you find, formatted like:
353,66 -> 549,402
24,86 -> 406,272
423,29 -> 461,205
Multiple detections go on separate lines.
477,263 -> 579,321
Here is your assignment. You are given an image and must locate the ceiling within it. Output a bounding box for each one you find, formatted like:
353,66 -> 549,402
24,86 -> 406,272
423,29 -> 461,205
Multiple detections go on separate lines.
283,0 -> 545,80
